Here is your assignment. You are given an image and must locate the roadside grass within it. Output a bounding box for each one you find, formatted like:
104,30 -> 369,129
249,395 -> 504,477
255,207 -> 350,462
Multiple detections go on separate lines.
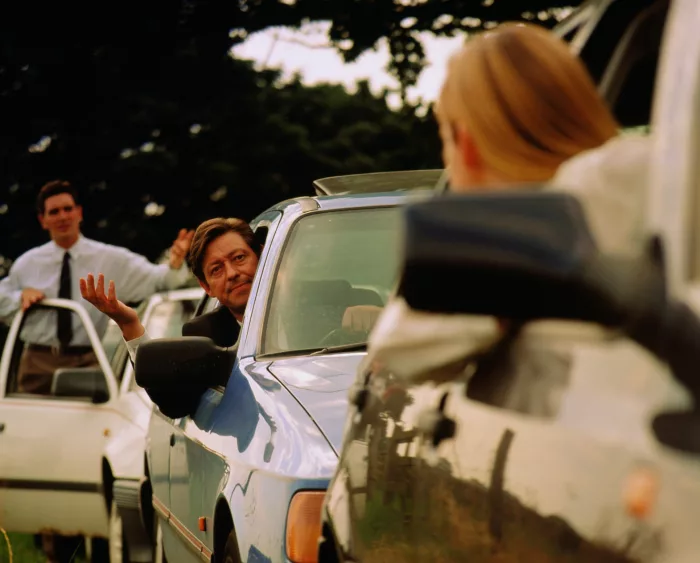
0,532 -> 86,563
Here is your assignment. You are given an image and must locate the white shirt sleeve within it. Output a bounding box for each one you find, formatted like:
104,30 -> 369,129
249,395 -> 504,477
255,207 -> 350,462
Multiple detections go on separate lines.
551,134 -> 650,256
0,261 -> 24,321
108,247 -> 190,304
125,331 -> 152,364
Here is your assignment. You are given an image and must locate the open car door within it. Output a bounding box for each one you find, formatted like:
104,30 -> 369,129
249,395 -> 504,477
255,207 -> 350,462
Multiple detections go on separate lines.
0,298 -> 120,537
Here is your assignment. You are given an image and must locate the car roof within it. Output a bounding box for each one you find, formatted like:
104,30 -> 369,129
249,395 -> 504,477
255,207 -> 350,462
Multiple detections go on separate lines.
313,169 -> 443,196
260,169 -> 442,216
265,190 -> 432,216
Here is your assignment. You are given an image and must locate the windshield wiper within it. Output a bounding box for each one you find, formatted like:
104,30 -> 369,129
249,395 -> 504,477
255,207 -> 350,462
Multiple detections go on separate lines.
258,342 -> 368,359
308,342 -> 368,356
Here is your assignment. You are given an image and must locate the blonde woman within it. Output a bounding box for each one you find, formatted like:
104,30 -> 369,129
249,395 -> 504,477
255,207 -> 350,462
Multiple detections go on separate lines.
368,22 -> 651,387
436,22 -> 650,254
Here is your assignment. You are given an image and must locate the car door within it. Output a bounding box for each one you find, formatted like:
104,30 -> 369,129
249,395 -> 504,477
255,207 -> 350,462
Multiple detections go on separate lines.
164,212 -> 281,561
0,298 -> 120,536
136,293 -> 204,550
349,318 -> 700,563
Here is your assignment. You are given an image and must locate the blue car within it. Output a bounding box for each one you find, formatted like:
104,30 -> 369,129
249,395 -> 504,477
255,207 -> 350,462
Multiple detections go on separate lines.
137,171 -> 442,563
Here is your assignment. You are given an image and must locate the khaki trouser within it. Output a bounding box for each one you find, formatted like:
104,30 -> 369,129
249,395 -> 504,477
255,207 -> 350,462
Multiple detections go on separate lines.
17,347 -> 98,394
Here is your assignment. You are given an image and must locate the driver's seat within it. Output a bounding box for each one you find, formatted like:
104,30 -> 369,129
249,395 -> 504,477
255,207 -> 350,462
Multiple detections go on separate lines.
285,279 -> 354,350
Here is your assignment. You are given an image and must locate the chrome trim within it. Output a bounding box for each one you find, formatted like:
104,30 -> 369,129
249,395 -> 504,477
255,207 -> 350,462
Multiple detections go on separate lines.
153,495 -> 211,562
298,197 -> 320,213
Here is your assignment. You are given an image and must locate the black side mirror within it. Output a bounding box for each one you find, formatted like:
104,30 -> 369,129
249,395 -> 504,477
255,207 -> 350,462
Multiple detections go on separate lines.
398,191 -> 662,326
135,337 -> 235,418
52,367 -> 109,404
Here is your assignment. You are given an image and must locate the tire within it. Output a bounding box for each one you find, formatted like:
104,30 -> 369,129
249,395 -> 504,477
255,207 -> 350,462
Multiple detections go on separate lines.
153,515 -> 168,563
90,537 -> 110,563
50,534 -> 84,563
222,530 -> 240,563
109,502 -> 130,563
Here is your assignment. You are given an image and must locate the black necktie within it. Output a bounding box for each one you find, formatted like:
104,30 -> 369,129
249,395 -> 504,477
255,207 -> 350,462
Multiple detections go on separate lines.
57,252 -> 73,347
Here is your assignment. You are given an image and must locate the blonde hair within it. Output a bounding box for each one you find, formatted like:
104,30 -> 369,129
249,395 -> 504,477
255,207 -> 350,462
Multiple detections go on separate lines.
437,22 -> 619,182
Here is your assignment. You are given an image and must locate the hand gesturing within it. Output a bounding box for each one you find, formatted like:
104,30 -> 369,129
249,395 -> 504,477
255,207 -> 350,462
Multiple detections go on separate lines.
80,273 -> 141,338
169,228 -> 195,270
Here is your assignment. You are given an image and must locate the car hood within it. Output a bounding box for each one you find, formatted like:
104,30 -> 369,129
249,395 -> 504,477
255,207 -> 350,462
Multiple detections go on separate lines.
267,352 -> 364,453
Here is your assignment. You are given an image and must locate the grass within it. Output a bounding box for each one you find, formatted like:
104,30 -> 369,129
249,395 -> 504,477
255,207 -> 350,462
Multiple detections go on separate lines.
0,532 -> 86,563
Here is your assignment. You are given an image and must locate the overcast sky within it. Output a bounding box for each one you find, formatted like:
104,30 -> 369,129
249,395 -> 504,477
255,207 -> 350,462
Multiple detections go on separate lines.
231,22 -> 466,110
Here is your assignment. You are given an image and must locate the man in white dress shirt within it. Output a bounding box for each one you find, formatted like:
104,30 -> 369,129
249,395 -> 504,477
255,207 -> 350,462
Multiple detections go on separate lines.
0,179 -> 194,394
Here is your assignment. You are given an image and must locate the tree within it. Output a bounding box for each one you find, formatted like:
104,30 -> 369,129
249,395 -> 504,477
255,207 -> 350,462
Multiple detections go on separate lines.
0,0 -> 581,265
236,0 -> 581,98
0,1 -> 441,265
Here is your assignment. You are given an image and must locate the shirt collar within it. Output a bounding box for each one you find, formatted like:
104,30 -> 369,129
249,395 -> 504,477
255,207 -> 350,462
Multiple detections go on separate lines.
50,234 -> 87,259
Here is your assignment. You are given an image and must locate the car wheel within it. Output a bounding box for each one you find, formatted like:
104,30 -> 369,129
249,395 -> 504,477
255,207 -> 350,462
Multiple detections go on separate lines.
90,537 -> 110,563
153,515 -> 168,563
223,530 -> 240,563
109,502 -> 129,563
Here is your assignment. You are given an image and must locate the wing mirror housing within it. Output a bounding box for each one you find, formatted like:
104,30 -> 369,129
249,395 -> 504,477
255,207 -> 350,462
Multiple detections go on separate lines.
135,337 -> 235,418
398,190 -> 663,325
52,367 -> 110,404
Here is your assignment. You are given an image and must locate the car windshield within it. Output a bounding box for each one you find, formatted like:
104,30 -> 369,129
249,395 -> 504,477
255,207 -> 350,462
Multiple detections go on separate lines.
262,207 -> 402,355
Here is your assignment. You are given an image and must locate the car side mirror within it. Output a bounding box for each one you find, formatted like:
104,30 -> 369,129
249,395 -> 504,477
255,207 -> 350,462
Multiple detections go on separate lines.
397,191 -> 662,326
52,367 -> 110,404
135,337 -> 235,418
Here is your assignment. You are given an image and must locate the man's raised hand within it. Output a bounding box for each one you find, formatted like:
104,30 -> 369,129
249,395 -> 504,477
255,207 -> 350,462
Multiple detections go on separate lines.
80,273 -> 144,340
169,228 -> 195,270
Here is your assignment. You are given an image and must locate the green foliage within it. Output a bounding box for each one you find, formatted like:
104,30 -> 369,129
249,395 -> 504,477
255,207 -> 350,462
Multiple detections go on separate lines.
0,2 -> 441,264
0,0 -> 577,264
0,533 -> 86,563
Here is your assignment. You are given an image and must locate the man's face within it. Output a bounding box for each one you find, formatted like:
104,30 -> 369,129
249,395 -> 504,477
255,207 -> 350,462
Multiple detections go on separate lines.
38,193 -> 83,245
200,232 -> 259,318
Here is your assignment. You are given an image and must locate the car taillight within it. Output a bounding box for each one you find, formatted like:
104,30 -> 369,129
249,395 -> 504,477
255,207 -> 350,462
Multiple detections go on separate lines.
286,491 -> 325,563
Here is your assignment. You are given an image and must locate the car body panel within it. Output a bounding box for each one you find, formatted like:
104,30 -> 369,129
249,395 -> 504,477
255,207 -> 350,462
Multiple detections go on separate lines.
327,328 -> 700,559
267,353 -> 365,453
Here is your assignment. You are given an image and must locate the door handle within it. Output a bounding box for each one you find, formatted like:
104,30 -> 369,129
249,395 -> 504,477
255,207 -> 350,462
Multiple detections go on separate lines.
169,433 -> 175,447
0,423 -> 5,433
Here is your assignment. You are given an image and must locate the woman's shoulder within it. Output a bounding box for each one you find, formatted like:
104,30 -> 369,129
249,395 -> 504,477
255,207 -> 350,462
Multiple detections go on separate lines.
553,133 -> 652,191
551,133 -> 653,255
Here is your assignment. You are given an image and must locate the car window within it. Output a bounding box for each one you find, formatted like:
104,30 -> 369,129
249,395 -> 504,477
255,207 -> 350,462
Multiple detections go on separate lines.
262,207 -> 402,354
144,299 -> 198,339
4,305 -> 110,401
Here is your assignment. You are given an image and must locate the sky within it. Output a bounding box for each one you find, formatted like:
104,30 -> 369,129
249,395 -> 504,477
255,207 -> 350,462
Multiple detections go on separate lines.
231,21 -> 466,110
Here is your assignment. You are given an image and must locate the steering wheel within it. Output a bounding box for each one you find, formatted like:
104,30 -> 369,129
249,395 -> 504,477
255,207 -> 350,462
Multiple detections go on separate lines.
318,327 -> 369,348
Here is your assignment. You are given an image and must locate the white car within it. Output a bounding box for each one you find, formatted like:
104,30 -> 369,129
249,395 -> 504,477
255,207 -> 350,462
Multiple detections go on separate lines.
0,287 -> 204,562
